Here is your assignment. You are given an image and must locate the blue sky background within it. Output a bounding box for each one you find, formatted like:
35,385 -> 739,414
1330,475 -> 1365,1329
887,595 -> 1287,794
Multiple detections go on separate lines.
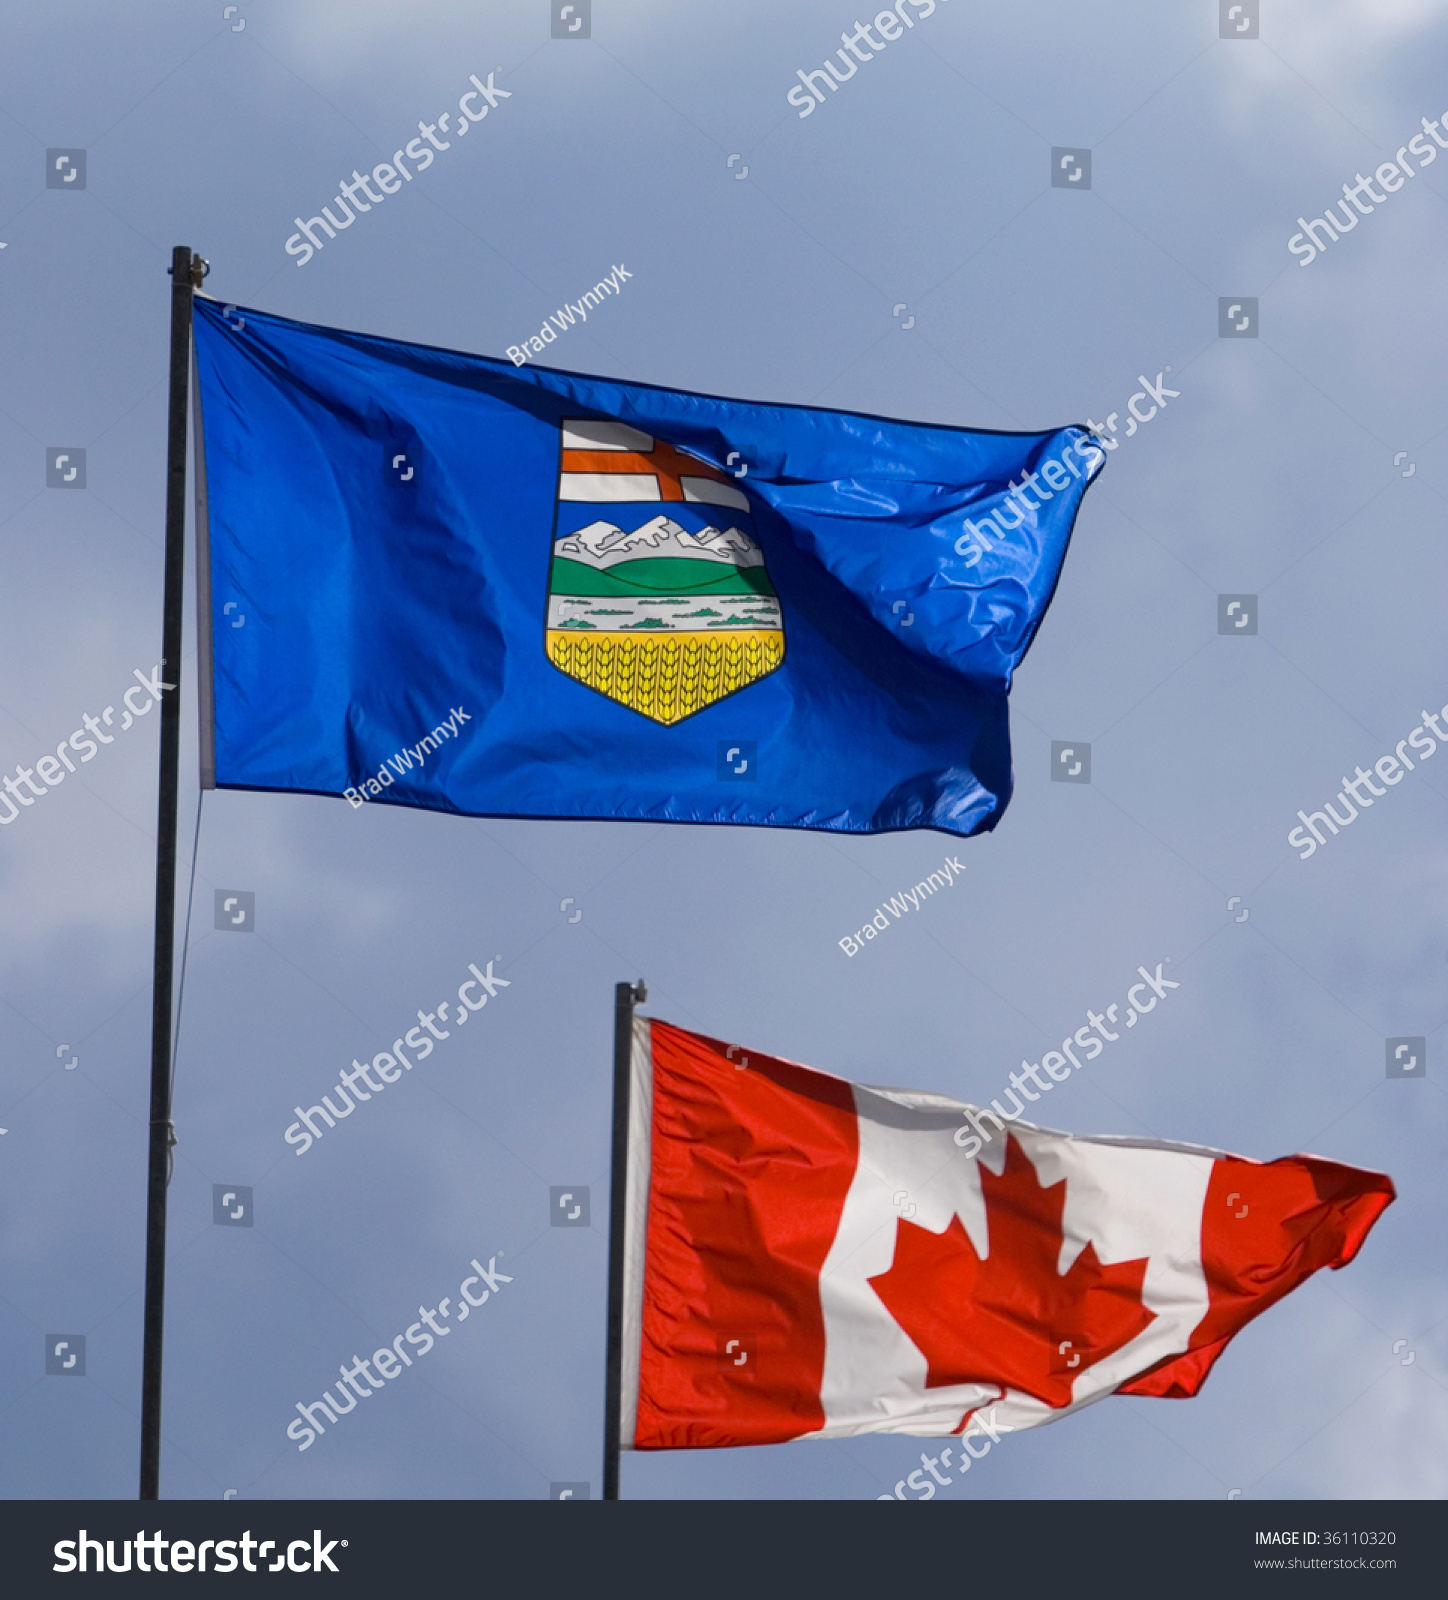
0,0 -> 1445,1500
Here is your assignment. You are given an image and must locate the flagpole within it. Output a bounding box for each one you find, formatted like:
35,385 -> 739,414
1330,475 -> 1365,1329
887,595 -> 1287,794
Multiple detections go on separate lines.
603,978 -> 646,1501
139,244 -> 204,1501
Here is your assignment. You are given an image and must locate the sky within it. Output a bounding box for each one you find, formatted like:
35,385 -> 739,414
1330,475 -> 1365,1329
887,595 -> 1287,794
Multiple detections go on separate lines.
0,0 -> 1444,1501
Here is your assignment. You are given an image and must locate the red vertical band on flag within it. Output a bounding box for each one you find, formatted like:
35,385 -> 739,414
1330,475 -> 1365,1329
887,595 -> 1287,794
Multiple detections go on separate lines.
1119,1153 -> 1395,1399
634,1020 -> 859,1449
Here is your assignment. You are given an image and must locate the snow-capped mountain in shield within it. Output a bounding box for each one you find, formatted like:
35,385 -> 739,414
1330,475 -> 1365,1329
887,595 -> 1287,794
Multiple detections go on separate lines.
556,515 -> 765,569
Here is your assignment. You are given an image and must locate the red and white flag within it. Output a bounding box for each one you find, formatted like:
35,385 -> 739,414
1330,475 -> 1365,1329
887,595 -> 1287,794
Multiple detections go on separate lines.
619,1019 -> 1394,1449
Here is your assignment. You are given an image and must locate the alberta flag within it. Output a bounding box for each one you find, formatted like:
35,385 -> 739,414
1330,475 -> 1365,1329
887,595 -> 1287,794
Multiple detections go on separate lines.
192,298 -> 1103,836
618,1020 -> 1394,1449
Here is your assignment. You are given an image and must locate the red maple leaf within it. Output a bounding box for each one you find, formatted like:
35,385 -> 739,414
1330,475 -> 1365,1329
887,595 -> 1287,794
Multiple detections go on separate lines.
868,1135 -> 1156,1408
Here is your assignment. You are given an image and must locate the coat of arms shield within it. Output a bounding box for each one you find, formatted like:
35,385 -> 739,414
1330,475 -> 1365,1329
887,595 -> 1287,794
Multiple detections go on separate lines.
545,419 -> 785,725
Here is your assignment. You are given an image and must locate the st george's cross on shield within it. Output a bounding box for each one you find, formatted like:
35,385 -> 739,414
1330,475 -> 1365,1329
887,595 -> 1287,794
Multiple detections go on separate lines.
545,419 -> 785,725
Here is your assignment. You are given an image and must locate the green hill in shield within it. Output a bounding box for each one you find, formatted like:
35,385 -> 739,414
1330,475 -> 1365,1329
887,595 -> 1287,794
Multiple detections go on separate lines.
550,555 -> 776,598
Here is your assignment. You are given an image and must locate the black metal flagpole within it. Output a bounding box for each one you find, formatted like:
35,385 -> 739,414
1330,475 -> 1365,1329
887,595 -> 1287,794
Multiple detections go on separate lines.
139,244 -> 204,1501
603,978 -> 646,1501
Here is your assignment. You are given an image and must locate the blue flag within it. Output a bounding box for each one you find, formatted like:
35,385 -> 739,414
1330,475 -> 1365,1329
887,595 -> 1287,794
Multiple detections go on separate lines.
191,298 -> 1102,836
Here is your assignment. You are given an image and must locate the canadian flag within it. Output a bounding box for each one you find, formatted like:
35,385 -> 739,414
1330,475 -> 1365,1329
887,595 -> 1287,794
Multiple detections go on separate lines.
619,1019 -> 1394,1449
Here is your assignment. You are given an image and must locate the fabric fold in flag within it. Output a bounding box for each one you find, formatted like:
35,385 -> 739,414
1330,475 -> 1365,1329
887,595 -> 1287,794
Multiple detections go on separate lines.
192,297 -> 1103,836
618,1019 -> 1394,1449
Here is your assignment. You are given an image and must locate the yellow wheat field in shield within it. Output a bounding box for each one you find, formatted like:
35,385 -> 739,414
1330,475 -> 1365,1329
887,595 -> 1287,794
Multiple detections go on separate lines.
546,628 -> 785,726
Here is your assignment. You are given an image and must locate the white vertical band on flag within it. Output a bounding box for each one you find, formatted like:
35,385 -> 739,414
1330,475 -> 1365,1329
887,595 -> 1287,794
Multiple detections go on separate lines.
191,331 -> 216,791
815,1087 -> 999,1437
618,1015 -> 654,1450
813,1091 -> 1213,1439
